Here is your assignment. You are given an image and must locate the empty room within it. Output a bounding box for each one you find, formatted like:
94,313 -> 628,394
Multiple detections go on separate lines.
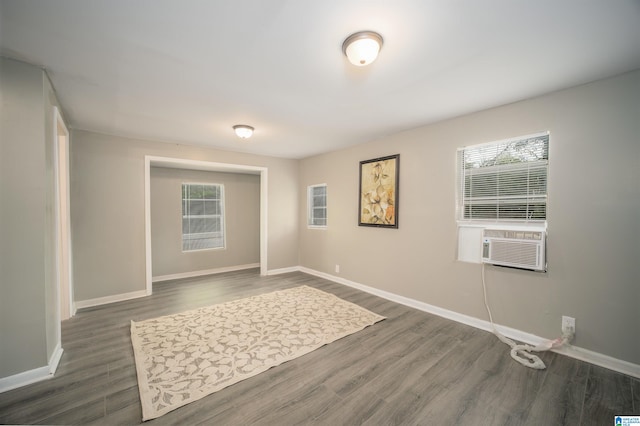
1,1 -> 639,425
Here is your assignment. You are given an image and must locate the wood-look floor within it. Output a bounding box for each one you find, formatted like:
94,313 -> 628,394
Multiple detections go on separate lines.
1,270 -> 638,425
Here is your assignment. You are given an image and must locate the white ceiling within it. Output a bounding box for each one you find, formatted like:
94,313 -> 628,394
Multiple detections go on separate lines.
2,1 -> 639,159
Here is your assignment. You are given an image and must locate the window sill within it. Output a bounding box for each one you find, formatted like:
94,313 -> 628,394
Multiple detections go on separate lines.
456,220 -> 547,231
182,246 -> 226,253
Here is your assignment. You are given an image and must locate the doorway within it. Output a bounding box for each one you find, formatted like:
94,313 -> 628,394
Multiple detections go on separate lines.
54,107 -> 73,321
144,156 -> 268,295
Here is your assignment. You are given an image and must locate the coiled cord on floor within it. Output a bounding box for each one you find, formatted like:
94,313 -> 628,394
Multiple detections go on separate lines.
481,263 -> 572,369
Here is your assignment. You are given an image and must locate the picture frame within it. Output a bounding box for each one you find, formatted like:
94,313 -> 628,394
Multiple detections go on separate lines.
358,154 -> 399,228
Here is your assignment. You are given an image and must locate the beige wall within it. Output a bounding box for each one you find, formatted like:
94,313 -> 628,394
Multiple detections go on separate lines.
0,58 -> 62,378
70,130 -> 299,302
299,70 -> 640,365
150,167 -> 260,277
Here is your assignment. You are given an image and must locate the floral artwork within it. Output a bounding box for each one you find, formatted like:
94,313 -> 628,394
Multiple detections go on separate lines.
358,154 -> 399,228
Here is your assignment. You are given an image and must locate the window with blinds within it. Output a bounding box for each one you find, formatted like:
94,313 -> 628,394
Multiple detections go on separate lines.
457,133 -> 549,222
182,183 -> 225,251
307,184 -> 327,227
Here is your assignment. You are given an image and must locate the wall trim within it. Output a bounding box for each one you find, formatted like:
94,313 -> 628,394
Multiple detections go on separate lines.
0,365 -> 52,394
48,344 -> 64,375
53,106 -> 74,323
75,289 -> 147,310
153,263 -> 260,283
144,156 -> 269,298
298,266 -> 640,379
0,342 -> 64,394
266,266 -> 301,275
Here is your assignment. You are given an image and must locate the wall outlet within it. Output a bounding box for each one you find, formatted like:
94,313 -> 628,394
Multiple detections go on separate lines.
335,264 -> 340,274
562,316 -> 575,336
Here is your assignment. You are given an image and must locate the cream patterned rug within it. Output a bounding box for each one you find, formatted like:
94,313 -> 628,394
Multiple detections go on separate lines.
130,285 -> 385,421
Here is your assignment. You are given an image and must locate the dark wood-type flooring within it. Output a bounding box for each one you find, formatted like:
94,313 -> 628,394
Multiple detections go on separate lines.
1,270 -> 638,425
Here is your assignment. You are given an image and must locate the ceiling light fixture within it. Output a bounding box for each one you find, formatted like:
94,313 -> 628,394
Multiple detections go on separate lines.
233,124 -> 254,139
342,31 -> 383,66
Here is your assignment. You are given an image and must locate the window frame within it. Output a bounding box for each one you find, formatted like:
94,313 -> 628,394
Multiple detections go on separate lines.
181,182 -> 226,252
456,132 -> 549,226
307,183 -> 327,229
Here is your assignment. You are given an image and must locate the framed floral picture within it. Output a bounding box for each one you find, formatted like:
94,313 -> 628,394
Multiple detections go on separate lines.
358,154 -> 399,228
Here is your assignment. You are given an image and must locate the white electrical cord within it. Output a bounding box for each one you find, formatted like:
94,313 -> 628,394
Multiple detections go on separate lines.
481,263 -> 572,369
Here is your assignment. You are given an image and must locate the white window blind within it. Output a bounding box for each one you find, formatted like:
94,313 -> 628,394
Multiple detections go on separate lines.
307,184 -> 327,227
457,133 -> 549,222
182,183 -> 225,251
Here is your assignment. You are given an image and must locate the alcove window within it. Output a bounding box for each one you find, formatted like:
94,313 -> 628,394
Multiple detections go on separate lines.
182,183 -> 225,251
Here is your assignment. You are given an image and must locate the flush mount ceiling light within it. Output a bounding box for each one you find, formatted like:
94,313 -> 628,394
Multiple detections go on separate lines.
233,124 -> 254,139
342,31 -> 383,66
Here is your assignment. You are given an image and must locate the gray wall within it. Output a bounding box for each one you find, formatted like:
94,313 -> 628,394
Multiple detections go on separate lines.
150,167 -> 260,277
70,130 -> 299,302
0,58 -> 62,378
299,70 -> 640,365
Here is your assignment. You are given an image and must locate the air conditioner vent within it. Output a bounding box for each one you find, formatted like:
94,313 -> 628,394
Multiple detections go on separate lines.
482,228 -> 546,272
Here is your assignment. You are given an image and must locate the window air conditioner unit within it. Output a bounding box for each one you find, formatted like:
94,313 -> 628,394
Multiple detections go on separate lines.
482,228 -> 546,272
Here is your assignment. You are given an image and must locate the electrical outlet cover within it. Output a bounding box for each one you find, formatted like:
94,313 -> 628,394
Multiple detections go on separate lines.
562,316 -> 575,333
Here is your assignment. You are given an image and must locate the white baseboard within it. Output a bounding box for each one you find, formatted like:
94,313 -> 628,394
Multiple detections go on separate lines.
0,365 -> 52,394
152,263 -> 260,283
75,289 -> 148,310
48,344 -> 64,375
0,347 -> 62,394
0,338 -> 65,394
266,266 -> 301,275
554,344 -> 640,379
299,267 -> 640,379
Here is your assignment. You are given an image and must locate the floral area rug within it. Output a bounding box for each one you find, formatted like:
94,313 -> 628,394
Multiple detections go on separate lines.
130,285 -> 385,421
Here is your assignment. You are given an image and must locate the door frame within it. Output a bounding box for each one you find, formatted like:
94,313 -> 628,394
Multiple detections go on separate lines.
144,156 -> 268,295
53,107 -> 74,321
